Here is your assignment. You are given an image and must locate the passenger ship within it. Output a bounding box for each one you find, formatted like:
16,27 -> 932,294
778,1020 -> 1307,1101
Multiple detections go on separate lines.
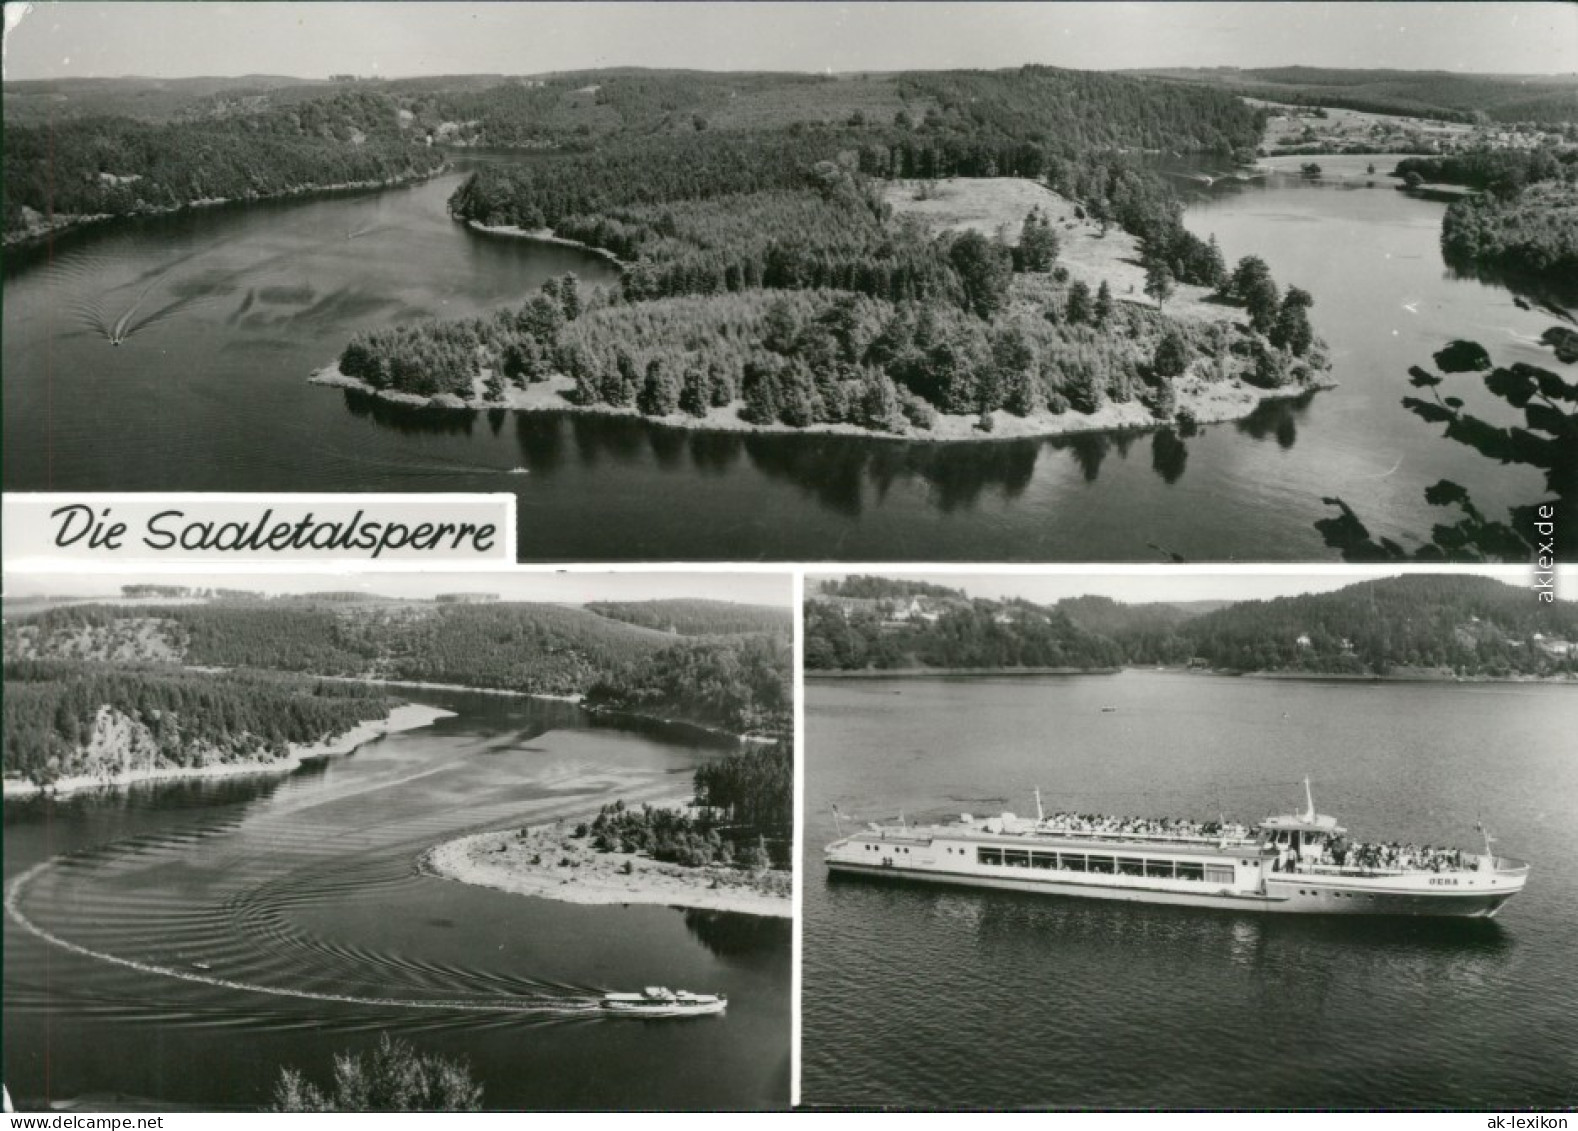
824,783 -> 1528,918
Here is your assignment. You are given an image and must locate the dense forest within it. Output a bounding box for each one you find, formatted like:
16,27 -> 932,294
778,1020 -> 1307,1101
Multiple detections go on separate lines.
1397,148 -> 1578,283
1440,182 -> 1578,281
576,739 -> 793,868
820,577 -> 965,601
340,243 -> 1321,434
3,88 -> 448,239
805,575 -> 1578,678
4,596 -> 791,736
3,661 -> 396,786
583,634 -> 792,738
585,599 -> 793,636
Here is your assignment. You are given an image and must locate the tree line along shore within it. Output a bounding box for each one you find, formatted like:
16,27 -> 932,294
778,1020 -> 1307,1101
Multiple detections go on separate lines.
805,574 -> 1578,680
3,595 -> 792,791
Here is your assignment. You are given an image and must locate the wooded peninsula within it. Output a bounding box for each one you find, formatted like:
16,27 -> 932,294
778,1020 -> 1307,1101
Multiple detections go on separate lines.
305,66 -> 1336,439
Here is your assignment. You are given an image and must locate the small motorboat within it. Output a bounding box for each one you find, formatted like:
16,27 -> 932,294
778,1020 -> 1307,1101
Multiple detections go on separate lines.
601,987 -> 727,1018
506,467 -> 529,475
1100,706 -> 1117,713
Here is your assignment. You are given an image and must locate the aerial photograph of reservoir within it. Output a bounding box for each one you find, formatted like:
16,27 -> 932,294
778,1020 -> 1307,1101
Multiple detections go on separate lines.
800,569 -> 1578,1108
5,2 -> 1575,561
2,572 -> 793,1111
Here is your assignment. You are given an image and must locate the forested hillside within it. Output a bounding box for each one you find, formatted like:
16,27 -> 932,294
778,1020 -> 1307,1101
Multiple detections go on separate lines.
2,75 -> 333,125
804,592 -> 1126,672
805,575 -> 1578,678
3,88 -> 447,240
583,634 -> 792,738
1172,575 -> 1578,675
4,596 -> 790,734
3,661 -> 396,786
586,599 -> 793,636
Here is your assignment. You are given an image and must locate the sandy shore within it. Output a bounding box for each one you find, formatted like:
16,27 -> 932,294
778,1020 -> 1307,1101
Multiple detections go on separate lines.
807,666 -> 1120,679
464,220 -> 627,266
2,703 -> 454,799
424,812 -> 792,919
311,363 -> 1333,444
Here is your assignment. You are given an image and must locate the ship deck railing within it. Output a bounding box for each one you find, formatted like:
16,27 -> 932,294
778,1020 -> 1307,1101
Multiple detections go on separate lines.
1021,825 -> 1262,849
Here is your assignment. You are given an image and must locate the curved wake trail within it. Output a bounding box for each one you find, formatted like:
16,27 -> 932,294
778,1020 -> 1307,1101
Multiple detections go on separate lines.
6,859 -> 600,1019
109,280 -> 160,344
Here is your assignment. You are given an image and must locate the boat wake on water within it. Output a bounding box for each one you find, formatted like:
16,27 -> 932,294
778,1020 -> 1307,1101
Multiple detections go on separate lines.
75,276 -> 221,347
5,859 -> 603,1021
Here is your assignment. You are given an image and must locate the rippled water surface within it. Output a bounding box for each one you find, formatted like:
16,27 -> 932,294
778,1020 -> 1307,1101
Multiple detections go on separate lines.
4,160 -> 1572,561
4,691 -> 790,1110
801,672 -> 1578,1108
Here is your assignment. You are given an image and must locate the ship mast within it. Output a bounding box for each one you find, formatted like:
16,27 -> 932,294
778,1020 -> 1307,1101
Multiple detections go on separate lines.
1475,821 -> 1497,872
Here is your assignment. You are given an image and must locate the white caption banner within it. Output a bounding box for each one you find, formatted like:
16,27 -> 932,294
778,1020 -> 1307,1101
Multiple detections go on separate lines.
2,494 -> 516,569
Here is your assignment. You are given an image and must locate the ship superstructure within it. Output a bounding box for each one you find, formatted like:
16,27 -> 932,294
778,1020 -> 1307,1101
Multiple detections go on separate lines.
824,783 -> 1527,917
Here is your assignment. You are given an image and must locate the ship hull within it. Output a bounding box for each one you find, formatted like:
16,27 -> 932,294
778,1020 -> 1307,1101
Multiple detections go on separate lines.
826,861 -> 1516,918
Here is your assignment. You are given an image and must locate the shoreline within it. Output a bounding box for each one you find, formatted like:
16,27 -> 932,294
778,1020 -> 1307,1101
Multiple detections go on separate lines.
807,666 -> 1121,679
808,663 -> 1574,685
579,701 -> 779,745
308,673 -> 769,743
311,364 -> 1335,445
313,673 -> 578,701
423,811 -> 792,920
1,703 -> 454,800
3,166 -> 451,251
463,219 -> 628,266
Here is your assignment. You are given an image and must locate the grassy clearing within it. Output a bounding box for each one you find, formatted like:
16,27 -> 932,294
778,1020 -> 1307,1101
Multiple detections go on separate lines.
885,176 -> 1240,324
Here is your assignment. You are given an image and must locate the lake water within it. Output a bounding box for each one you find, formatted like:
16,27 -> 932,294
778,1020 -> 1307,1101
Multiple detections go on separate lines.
4,159 -> 1571,561
800,672 -> 1578,1109
3,690 -> 790,1110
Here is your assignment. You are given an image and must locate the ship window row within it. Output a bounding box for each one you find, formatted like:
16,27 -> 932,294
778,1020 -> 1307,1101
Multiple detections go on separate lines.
862,844 -> 914,854
974,847 -> 1234,884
